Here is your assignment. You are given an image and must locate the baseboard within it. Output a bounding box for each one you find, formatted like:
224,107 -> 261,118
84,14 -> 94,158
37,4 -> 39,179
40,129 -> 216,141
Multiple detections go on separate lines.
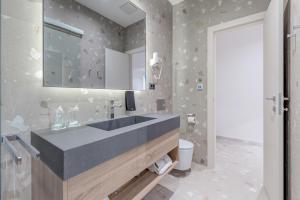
216,136 -> 263,146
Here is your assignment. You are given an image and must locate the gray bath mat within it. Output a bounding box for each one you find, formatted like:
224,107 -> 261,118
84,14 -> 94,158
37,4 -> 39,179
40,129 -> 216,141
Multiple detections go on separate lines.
143,184 -> 174,200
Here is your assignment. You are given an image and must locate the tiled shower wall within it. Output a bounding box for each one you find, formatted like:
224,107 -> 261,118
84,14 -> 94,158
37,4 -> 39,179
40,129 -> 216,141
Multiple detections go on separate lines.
1,0 -> 173,135
172,0 -> 270,164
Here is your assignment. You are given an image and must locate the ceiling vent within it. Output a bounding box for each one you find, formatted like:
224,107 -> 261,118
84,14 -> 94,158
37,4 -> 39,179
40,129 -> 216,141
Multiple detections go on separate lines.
120,2 -> 138,15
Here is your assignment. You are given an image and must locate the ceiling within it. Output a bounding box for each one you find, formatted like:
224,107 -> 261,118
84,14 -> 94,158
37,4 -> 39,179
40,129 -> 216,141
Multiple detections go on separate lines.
168,0 -> 184,6
75,0 -> 145,28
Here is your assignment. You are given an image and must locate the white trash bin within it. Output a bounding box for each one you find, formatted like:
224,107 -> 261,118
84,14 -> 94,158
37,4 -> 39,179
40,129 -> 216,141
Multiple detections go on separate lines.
175,139 -> 194,171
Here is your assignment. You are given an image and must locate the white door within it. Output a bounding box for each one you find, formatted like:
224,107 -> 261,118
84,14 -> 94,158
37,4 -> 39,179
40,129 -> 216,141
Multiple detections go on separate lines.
263,0 -> 284,199
131,51 -> 146,91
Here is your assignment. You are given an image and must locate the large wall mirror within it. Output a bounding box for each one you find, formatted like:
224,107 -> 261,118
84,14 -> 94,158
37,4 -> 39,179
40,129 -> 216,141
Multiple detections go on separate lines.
43,0 -> 146,90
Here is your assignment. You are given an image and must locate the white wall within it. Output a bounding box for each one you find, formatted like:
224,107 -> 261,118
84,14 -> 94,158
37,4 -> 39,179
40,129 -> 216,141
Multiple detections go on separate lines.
216,22 -> 264,144
290,0 -> 300,199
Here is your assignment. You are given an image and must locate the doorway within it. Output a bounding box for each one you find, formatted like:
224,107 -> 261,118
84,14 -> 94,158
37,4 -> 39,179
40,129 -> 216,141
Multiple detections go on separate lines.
207,2 -> 285,198
207,15 -> 264,198
207,12 -> 265,168
215,22 -> 264,145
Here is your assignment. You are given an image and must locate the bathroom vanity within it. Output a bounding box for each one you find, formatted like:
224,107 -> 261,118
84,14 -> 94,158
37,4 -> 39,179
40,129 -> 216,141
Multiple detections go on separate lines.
31,114 -> 180,200
31,1 -> 178,199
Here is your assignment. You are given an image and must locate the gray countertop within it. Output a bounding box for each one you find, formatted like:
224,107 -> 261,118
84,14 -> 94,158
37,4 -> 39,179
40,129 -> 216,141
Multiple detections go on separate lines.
31,114 -> 180,180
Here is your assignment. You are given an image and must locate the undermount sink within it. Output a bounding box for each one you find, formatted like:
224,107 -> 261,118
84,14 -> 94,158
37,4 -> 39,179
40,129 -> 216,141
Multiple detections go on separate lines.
88,116 -> 156,131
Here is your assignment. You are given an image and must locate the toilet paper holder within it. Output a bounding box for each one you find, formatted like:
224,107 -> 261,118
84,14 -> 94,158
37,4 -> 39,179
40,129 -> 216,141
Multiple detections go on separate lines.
187,114 -> 196,125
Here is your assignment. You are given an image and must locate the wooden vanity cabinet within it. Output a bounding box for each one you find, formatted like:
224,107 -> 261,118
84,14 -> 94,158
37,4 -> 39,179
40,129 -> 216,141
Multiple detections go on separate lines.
32,129 -> 179,200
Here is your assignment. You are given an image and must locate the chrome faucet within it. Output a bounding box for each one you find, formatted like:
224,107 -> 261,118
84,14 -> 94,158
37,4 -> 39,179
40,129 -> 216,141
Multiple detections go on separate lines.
109,100 -> 122,119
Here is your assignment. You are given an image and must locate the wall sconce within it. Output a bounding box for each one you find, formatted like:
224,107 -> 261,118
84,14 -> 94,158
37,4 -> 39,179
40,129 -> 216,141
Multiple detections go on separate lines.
150,52 -> 162,85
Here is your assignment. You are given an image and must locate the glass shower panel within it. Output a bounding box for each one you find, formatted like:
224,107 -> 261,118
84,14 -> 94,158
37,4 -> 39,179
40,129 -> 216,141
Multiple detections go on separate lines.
1,0 -> 43,199
1,139 -> 32,200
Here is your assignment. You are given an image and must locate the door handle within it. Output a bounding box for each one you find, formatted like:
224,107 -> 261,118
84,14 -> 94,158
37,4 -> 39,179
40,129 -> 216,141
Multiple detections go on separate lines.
265,94 -> 288,115
265,96 -> 277,113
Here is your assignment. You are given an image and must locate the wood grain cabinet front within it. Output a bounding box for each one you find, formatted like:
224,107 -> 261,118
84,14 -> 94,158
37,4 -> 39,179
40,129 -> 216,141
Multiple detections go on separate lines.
32,129 -> 179,200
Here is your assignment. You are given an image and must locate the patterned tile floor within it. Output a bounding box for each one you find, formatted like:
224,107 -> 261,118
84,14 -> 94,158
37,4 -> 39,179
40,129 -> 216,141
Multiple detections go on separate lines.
160,138 -> 263,200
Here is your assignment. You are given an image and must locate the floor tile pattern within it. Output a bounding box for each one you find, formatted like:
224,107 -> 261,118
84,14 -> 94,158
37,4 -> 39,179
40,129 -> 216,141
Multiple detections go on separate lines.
160,138 -> 263,200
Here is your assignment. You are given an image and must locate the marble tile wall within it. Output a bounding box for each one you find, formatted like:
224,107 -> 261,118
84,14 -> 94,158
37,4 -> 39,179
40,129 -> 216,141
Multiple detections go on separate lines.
1,0 -> 172,198
125,19 -> 146,52
172,0 -> 270,164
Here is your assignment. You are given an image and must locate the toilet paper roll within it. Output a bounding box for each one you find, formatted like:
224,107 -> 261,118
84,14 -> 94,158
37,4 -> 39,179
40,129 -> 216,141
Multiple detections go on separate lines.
187,116 -> 196,124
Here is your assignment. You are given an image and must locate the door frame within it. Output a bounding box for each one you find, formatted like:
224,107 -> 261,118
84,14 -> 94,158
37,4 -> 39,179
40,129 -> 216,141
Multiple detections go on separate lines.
206,12 -> 265,168
283,1 -> 291,198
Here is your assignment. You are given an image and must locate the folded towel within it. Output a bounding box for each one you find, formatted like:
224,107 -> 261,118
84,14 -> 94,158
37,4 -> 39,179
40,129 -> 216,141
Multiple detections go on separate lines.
148,155 -> 173,175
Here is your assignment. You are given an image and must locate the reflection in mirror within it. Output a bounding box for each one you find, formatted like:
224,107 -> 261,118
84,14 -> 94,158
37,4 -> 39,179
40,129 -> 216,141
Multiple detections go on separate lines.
43,0 -> 146,90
